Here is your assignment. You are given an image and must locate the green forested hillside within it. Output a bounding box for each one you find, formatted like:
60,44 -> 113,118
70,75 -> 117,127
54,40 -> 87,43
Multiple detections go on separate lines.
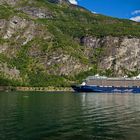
0,0 -> 140,87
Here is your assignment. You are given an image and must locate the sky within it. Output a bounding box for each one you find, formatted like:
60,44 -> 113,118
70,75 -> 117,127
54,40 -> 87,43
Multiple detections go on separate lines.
69,0 -> 140,22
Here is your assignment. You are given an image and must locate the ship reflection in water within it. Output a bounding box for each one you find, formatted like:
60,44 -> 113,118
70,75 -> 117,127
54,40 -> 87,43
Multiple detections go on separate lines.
0,92 -> 140,140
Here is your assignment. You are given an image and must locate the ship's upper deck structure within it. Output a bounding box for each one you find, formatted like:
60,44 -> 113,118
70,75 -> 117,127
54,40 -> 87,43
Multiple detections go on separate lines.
85,74 -> 140,87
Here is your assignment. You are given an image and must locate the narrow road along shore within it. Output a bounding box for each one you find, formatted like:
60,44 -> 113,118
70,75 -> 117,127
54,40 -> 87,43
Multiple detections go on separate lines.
0,86 -> 74,92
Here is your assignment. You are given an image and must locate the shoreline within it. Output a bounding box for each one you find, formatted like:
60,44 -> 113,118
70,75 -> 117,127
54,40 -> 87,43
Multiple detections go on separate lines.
0,86 -> 74,92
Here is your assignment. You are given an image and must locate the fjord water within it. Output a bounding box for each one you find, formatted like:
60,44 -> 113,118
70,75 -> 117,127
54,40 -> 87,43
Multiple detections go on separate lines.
0,92 -> 140,140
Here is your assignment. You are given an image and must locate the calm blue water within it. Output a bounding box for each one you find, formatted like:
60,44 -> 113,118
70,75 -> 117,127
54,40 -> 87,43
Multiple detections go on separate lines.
0,92 -> 140,140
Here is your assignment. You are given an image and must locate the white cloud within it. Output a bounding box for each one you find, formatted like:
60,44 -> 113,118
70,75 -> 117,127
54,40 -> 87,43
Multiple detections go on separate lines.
69,0 -> 78,5
91,11 -> 97,14
130,16 -> 140,22
132,10 -> 140,15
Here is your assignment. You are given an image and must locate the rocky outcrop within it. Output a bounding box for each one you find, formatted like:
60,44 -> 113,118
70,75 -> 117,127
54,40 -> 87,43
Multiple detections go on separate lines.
0,0 -> 69,6
81,36 -> 140,76
44,49 -> 89,75
1,15 -> 51,45
80,36 -> 101,48
19,7 -> 53,19
0,63 -> 20,79
0,0 -> 19,6
47,0 -> 69,4
0,43 -> 9,54
3,16 -> 28,39
28,46 -> 89,75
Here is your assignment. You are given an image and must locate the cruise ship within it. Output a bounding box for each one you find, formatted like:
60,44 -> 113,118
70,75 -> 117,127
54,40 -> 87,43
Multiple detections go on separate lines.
71,74 -> 140,93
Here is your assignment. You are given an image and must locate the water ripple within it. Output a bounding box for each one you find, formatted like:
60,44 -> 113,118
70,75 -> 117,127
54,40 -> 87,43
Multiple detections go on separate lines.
0,92 -> 140,140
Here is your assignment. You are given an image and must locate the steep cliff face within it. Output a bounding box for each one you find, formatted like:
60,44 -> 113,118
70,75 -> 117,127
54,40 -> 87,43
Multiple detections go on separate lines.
81,36 -> 140,76
0,0 -> 140,86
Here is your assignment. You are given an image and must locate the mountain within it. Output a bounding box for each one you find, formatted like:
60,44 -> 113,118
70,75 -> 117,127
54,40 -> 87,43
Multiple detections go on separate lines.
1,0 -> 140,87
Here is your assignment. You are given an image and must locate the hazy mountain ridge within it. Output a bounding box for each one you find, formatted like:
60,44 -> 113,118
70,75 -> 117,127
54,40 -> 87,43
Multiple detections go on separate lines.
0,0 -> 140,86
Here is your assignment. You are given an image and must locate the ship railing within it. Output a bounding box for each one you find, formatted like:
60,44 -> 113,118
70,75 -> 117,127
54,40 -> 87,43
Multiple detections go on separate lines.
86,77 -> 140,81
